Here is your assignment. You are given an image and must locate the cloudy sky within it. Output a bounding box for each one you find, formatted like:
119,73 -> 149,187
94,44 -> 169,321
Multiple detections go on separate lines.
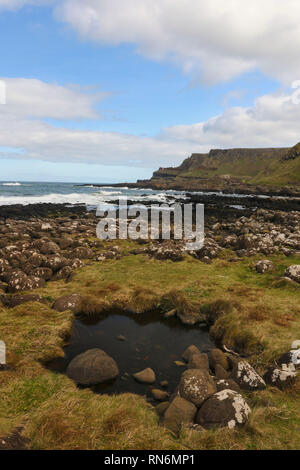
1,0 -> 300,182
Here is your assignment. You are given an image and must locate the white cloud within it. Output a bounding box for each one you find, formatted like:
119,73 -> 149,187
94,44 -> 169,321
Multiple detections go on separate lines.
0,78 -> 299,169
0,78 -> 107,119
161,92 -> 300,149
54,0 -> 300,85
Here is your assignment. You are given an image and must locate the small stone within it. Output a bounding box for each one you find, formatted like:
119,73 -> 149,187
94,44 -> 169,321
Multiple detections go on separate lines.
151,389 -> 169,401
174,360 -> 185,367
133,368 -> 156,384
182,345 -> 201,362
116,335 -> 126,341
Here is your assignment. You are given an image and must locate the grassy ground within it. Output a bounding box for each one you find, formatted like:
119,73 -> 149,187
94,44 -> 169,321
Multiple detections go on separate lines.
0,241 -> 299,449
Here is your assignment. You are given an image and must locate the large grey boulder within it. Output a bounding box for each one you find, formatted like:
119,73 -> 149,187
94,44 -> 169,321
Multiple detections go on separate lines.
161,396 -> 197,435
67,348 -> 119,385
196,389 -> 251,429
179,369 -> 216,407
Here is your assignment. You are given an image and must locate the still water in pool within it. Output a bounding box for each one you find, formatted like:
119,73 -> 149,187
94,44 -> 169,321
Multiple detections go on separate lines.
48,311 -> 214,398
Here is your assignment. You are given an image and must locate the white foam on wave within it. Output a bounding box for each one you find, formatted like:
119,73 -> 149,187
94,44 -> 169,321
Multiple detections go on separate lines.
1,182 -> 22,186
0,192 -> 111,206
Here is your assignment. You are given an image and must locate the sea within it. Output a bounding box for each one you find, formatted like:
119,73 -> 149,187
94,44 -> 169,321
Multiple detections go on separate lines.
0,181 -> 188,209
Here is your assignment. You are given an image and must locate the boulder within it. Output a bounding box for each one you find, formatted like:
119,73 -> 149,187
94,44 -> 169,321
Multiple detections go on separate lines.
39,241 -> 60,255
182,345 -> 201,362
215,379 -> 240,393
52,293 -> 82,313
196,389 -> 251,429
256,260 -> 274,274
161,396 -> 197,435
215,364 -> 230,379
66,348 -> 119,385
284,265 -> 300,283
187,353 -> 209,371
52,266 -> 73,281
0,294 -> 45,308
229,358 -> 266,391
178,369 -> 216,407
133,368 -> 156,384
30,267 -> 53,281
209,348 -> 229,371
43,255 -> 69,272
264,365 -> 297,390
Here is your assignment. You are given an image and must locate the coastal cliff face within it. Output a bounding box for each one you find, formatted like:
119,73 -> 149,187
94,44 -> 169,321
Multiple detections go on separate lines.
140,143 -> 300,194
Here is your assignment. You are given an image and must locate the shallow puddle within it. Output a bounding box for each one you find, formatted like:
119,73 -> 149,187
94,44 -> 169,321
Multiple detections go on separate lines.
48,311 -> 214,398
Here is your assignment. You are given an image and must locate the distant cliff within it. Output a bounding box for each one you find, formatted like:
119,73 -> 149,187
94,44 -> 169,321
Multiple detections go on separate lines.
137,143 -> 300,193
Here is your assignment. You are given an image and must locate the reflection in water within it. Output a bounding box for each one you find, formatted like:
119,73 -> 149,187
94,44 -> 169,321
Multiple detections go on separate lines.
48,311 -> 214,398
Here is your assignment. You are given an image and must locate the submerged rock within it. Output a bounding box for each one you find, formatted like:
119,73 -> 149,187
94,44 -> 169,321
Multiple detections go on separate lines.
133,367 -> 156,384
196,389 -> 251,429
151,389 -> 169,401
66,348 -> 119,385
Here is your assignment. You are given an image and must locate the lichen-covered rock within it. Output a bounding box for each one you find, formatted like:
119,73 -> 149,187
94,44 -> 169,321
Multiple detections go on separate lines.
133,367 -> 156,384
284,265 -> 300,283
256,259 -> 274,274
264,364 -> 297,390
161,396 -> 197,435
215,378 -> 240,393
229,358 -> 266,391
66,348 -> 119,385
30,267 -> 53,281
179,369 -> 216,407
52,266 -> 73,281
44,255 -> 69,272
196,389 -> 251,429
39,241 -> 60,255
52,293 -> 82,312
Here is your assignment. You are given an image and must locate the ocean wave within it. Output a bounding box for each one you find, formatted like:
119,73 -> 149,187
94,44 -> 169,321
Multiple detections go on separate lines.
1,182 -> 22,186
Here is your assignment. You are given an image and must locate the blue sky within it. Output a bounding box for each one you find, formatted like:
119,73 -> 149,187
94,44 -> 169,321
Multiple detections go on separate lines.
0,1 -> 299,182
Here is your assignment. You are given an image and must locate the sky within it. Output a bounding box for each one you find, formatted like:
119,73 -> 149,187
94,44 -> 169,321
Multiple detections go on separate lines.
0,0 -> 300,182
